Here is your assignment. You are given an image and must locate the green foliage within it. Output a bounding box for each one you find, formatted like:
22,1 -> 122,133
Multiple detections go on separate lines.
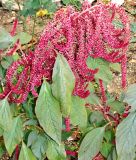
89,111 -> 104,124
107,100 -> 124,114
100,141 -> 113,158
19,142 -> 37,160
123,84 -> 136,112
130,22 -> 136,33
0,98 -> 13,131
78,127 -> 105,160
116,112 -> 136,160
62,0 -> 82,9
21,0 -> 57,16
4,116 -> 23,155
52,54 -> 75,117
27,131 -> 48,159
46,140 -> 66,160
13,32 -> 32,45
70,96 -> 87,130
35,80 -> 62,144
0,27 -> 13,49
1,56 -> 14,70
87,57 -> 113,83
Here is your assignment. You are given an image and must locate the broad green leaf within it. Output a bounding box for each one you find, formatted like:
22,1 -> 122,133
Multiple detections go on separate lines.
89,111 -> 104,124
0,142 -> 5,158
62,0 -> 71,5
112,20 -> 123,29
31,135 -> 47,159
123,84 -> 136,112
1,57 -> 13,69
43,0 -> 57,12
1,60 -> 11,69
100,142 -> 112,158
0,27 -> 13,49
35,80 -> 62,144
28,131 -> 48,159
0,66 -> 4,80
27,131 -> 38,147
4,116 -> 23,156
46,140 -> 66,160
13,32 -> 32,45
23,119 -> 38,126
0,125 -> 3,136
19,142 -> 36,160
109,63 -> 121,72
0,98 -> 13,131
87,57 -> 113,83
0,145 -> 5,158
78,127 -> 105,160
70,96 -> 87,130
130,23 -> 136,33
107,100 -> 124,114
107,148 -> 117,160
85,93 -> 101,105
104,130 -> 114,142
52,54 -> 75,117
12,52 -> 20,61
116,112 -> 136,160
130,37 -> 136,43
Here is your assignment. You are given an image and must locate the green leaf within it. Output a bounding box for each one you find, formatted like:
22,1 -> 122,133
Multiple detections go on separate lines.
28,131 -> 48,159
78,127 -> 105,160
3,116 -> 23,156
89,111 -> 104,124
52,54 -> 75,117
85,93 -> 101,105
107,100 -> 124,114
123,84 -> 136,112
107,148 -> 117,160
87,57 -> 113,83
112,20 -> 123,29
62,0 -> 71,5
70,96 -> 87,130
31,135 -> 47,159
130,23 -> 136,33
100,142 -> 112,158
0,27 -> 13,49
1,57 -> 14,69
12,52 -> 20,61
116,112 -> 136,160
104,130 -> 114,142
46,140 -> 66,160
131,36 -> 136,43
19,142 -> 37,160
35,80 -> 62,144
13,32 -> 32,45
109,63 -> 121,72
0,127 -> 3,136
0,145 -> 5,158
27,131 -> 38,147
0,98 -> 13,131
43,0 -> 57,13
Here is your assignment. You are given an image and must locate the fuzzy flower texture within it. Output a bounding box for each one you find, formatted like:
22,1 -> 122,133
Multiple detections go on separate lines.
0,1 -> 130,103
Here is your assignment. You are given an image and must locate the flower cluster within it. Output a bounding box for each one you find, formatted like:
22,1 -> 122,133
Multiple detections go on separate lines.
0,1 -> 130,103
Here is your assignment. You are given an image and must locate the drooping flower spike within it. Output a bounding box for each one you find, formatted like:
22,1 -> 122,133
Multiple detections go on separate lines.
0,1 -> 130,103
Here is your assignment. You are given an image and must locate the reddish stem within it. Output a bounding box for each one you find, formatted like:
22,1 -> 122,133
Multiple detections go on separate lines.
66,150 -> 77,157
99,79 -> 107,104
65,117 -> 71,132
121,54 -> 127,89
10,18 -> 18,36
15,145 -> 19,160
